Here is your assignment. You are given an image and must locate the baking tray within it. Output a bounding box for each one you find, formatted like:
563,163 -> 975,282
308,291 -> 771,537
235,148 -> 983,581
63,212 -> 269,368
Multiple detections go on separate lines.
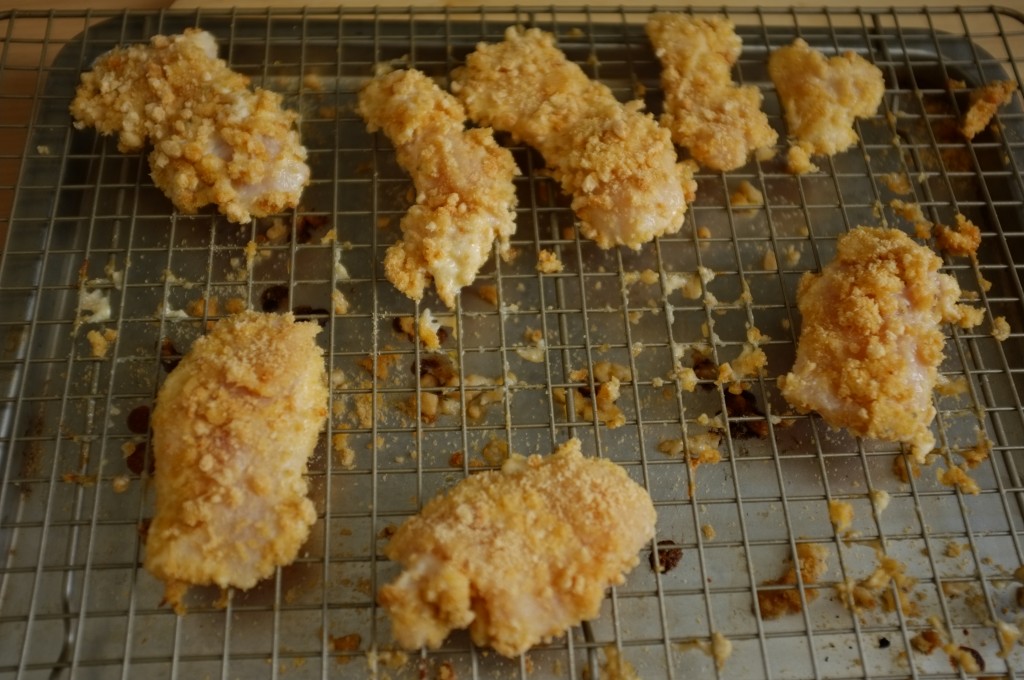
1,6 -> 1023,679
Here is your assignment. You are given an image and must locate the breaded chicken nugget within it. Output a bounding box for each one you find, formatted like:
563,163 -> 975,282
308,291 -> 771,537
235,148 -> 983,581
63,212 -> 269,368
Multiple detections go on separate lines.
145,311 -> 328,612
378,438 -> 657,657
452,27 -> 695,250
768,38 -> 884,174
781,227 -> 977,462
71,29 -> 309,223
647,14 -> 777,171
357,68 -> 518,309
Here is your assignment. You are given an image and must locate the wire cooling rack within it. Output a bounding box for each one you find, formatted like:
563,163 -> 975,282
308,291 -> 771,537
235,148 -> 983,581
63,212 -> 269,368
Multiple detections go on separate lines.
1,6 -> 1023,679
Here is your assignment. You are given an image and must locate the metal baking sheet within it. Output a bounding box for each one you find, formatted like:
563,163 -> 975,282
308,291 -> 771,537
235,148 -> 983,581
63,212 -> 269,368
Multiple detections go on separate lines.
1,6 -> 1023,679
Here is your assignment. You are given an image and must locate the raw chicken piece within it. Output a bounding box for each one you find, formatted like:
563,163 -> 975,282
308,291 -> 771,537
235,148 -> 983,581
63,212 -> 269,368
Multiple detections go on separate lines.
646,13 -> 777,171
357,68 -> 518,309
70,29 -> 309,223
378,438 -> 657,657
768,38 -> 884,174
452,27 -> 695,250
781,227 -> 975,462
145,311 -> 328,612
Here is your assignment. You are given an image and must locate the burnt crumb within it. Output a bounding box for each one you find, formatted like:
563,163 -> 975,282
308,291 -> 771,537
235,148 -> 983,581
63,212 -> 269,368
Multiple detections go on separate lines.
692,351 -> 718,387
725,390 -> 769,439
295,212 -> 331,244
649,540 -> 683,574
127,405 -> 150,435
878,637 -> 890,649
260,285 -> 290,312
957,646 -> 984,672
159,337 -> 181,373
292,305 -> 330,327
414,354 -> 456,385
124,443 -> 154,476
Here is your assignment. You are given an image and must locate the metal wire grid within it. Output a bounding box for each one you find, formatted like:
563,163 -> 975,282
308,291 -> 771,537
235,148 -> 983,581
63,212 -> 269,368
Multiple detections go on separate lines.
0,5 -> 1022,679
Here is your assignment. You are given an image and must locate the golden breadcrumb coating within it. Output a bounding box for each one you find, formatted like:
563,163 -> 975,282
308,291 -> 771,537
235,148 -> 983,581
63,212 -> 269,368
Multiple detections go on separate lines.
378,438 -> 656,657
145,311 -> 328,612
452,27 -> 695,250
961,80 -> 1017,139
768,38 -> 884,173
757,542 -> 829,620
70,29 -> 309,223
646,14 -> 777,171
357,68 -> 518,309
781,227 -> 975,462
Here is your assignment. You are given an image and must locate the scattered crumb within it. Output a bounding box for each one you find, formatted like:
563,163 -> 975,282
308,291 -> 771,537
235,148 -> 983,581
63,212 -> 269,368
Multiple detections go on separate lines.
882,172 -> 912,194
111,474 -> 130,493
961,80 -> 1017,139
664,266 -> 715,300
556,362 -> 632,428
893,455 -> 921,484
394,311 -> 448,349
786,146 -> 818,174
332,433 -> 356,470
417,309 -> 442,350
961,428 -> 992,469
828,499 -> 854,533
783,244 -> 802,267
37,144 -> 51,155
78,287 -> 111,325
996,620 -> 1021,658
302,72 -> 324,92
674,365 -> 699,392
536,248 -> 564,273
477,284 -> 498,307
836,548 -> 918,616
992,315 -> 1010,342
358,353 -> 399,382
730,180 -> 764,209
585,646 -> 639,680
86,328 -> 118,358
937,463 -> 981,495
332,289 -> 350,315
366,649 -> 409,674
934,215 -> 982,258
756,543 -> 829,619
935,374 -> 969,397
910,628 -> 942,655
678,632 -> 733,671
697,225 -> 712,239
763,248 -> 778,271
701,524 -> 716,540
870,489 -> 891,516
329,632 -> 361,663
515,327 -> 547,363
890,199 -> 932,238
61,472 -> 97,487
716,345 -> 766,390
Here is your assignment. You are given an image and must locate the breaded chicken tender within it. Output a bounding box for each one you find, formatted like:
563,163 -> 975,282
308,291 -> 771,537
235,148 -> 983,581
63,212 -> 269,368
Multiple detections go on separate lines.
646,14 -> 777,171
781,228 -> 975,462
357,68 -> 518,309
70,29 -> 309,223
768,38 -> 884,174
145,311 -> 328,613
378,438 -> 657,657
452,27 -> 695,250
